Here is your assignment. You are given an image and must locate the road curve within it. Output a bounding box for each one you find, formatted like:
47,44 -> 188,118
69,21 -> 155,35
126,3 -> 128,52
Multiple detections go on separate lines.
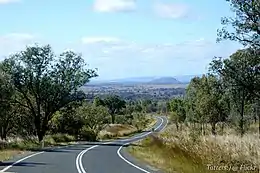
0,116 -> 167,173
76,116 -> 167,173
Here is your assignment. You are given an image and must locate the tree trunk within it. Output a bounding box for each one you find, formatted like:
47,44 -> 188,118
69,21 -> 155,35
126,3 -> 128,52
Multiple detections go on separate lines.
200,123 -> 203,135
221,122 -> 224,135
239,88 -> 245,137
37,131 -> 44,142
258,113 -> 260,138
175,122 -> 179,131
0,127 -> 7,140
111,114 -> 115,124
211,122 -> 216,135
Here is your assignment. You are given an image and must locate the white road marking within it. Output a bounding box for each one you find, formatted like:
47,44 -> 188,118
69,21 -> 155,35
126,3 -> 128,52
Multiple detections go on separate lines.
76,141 -> 112,173
117,116 -> 167,173
160,117 -> 168,132
75,116 -> 166,173
0,143 -> 79,172
0,152 -> 44,172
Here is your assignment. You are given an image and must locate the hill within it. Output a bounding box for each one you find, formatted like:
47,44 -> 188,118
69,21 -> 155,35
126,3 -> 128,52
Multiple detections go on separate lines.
147,77 -> 180,84
88,74 -> 202,85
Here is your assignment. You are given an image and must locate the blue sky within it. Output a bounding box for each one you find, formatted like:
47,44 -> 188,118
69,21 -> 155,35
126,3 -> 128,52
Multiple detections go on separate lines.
0,0 -> 241,80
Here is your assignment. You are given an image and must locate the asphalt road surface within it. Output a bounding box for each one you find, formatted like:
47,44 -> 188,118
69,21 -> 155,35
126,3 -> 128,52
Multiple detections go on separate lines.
0,116 -> 168,173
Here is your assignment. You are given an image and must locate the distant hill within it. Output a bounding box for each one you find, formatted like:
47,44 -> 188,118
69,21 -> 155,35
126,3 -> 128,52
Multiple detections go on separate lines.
147,77 -> 180,84
174,74 -> 203,83
88,74 -> 203,85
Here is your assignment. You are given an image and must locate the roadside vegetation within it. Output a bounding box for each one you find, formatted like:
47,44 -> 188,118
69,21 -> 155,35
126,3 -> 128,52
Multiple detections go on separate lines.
0,0 -> 259,172
0,44 -> 161,161
128,1 -> 260,173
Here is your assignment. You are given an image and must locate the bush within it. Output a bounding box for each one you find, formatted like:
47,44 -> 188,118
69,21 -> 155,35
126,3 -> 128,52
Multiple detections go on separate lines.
99,133 -> 117,140
51,134 -> 75,143
79,128 -> 97,141
115,114 -> 132,124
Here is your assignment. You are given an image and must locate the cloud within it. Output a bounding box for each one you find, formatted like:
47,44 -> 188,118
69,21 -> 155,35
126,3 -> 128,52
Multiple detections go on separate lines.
0,0 -> 20,4
0,34 -> 240,80
153,2 -> 195,20
93,0 -> 136,12
0,33 -> 36,59
74,37 -> 239,79
81,37 -> 121,44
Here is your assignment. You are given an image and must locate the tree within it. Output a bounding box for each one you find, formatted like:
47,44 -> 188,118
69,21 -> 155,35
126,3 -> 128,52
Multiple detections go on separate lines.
168,98 -> 186,130
140,99 -> 152,113
217,0 -> 260,48
185,75 -> 229,135
0,66 -> 16,139
49,101 -> 85,139
103,95 -> 126,124
132,112 -> 148,132
210,49 -> 258,135
1,44 -> 97,142
76,103 -> 110,140
216,0 -> 260,136
93,96 -> 104,106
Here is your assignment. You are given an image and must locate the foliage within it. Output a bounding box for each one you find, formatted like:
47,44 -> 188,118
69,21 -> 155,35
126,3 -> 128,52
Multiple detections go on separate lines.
0,65 -> 16,139
1,44 -> 97,142
76,103 -> 110,140
132,112 -> 148,131
217,0 -> 260,48
95,95 -> 126,123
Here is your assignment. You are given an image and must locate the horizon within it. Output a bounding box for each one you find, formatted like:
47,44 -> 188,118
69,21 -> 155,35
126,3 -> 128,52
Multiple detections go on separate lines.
0,0 -> 241,80
90,73 -> 203,81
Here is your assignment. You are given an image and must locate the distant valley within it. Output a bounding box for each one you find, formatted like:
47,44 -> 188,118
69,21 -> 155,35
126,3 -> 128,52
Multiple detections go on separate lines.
82,75 -> 202,101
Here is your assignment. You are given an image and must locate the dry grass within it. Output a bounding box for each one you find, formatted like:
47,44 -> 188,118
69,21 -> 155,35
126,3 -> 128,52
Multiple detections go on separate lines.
128,124 -> 259,173
99,116 -> 157,140
0,134 -> 76,161
0,150 -> 30,161
99,124 -> 137,139
98,114 -> 157,140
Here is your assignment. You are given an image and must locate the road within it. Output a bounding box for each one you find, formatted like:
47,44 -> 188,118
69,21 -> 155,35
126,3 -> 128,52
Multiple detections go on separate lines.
0,116 -> 167,173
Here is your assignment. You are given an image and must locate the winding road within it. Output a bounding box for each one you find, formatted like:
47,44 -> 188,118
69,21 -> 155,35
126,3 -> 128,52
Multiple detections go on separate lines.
0,116 -> 167,173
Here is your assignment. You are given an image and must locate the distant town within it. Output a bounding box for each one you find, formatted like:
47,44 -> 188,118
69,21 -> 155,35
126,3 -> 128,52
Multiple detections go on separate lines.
82,75 -> 200,101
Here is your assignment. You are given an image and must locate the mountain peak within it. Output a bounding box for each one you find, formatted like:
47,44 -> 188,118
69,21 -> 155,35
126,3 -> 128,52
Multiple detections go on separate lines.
147,77 -> 180,84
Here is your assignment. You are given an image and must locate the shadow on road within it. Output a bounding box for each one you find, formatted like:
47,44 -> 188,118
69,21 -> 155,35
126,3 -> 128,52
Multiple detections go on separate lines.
29,148 -> 72,153
23,142 -> 143,153
86,142 -> 143,147
0,161 -> 47,167
62,143 -> 144,151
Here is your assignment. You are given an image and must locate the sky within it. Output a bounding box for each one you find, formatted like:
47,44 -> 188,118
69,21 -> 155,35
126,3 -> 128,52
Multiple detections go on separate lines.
0,0 -> 242,80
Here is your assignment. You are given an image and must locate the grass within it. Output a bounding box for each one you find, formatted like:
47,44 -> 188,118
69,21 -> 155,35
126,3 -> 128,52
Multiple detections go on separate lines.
0,150 -> 30,161
0,134 -> 76,161
127,123 -> 259,173
99,116 -> 157,140
99,124 -> 138,140
0,116 -> 157,161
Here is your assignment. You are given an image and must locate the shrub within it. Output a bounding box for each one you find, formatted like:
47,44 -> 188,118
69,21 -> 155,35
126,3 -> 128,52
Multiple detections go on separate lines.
79,128 -> 97,141
51,134 -> 75,143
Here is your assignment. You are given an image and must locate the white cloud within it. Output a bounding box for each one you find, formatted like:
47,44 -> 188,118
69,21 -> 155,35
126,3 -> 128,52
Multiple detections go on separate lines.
0,0 -> 19,4
74,37 -> 239,79
81,37 -> 121,44
0,33 -> 240,80
153,2 -> 193,19
93,0 -> 136,12
0,33 -> 36,60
